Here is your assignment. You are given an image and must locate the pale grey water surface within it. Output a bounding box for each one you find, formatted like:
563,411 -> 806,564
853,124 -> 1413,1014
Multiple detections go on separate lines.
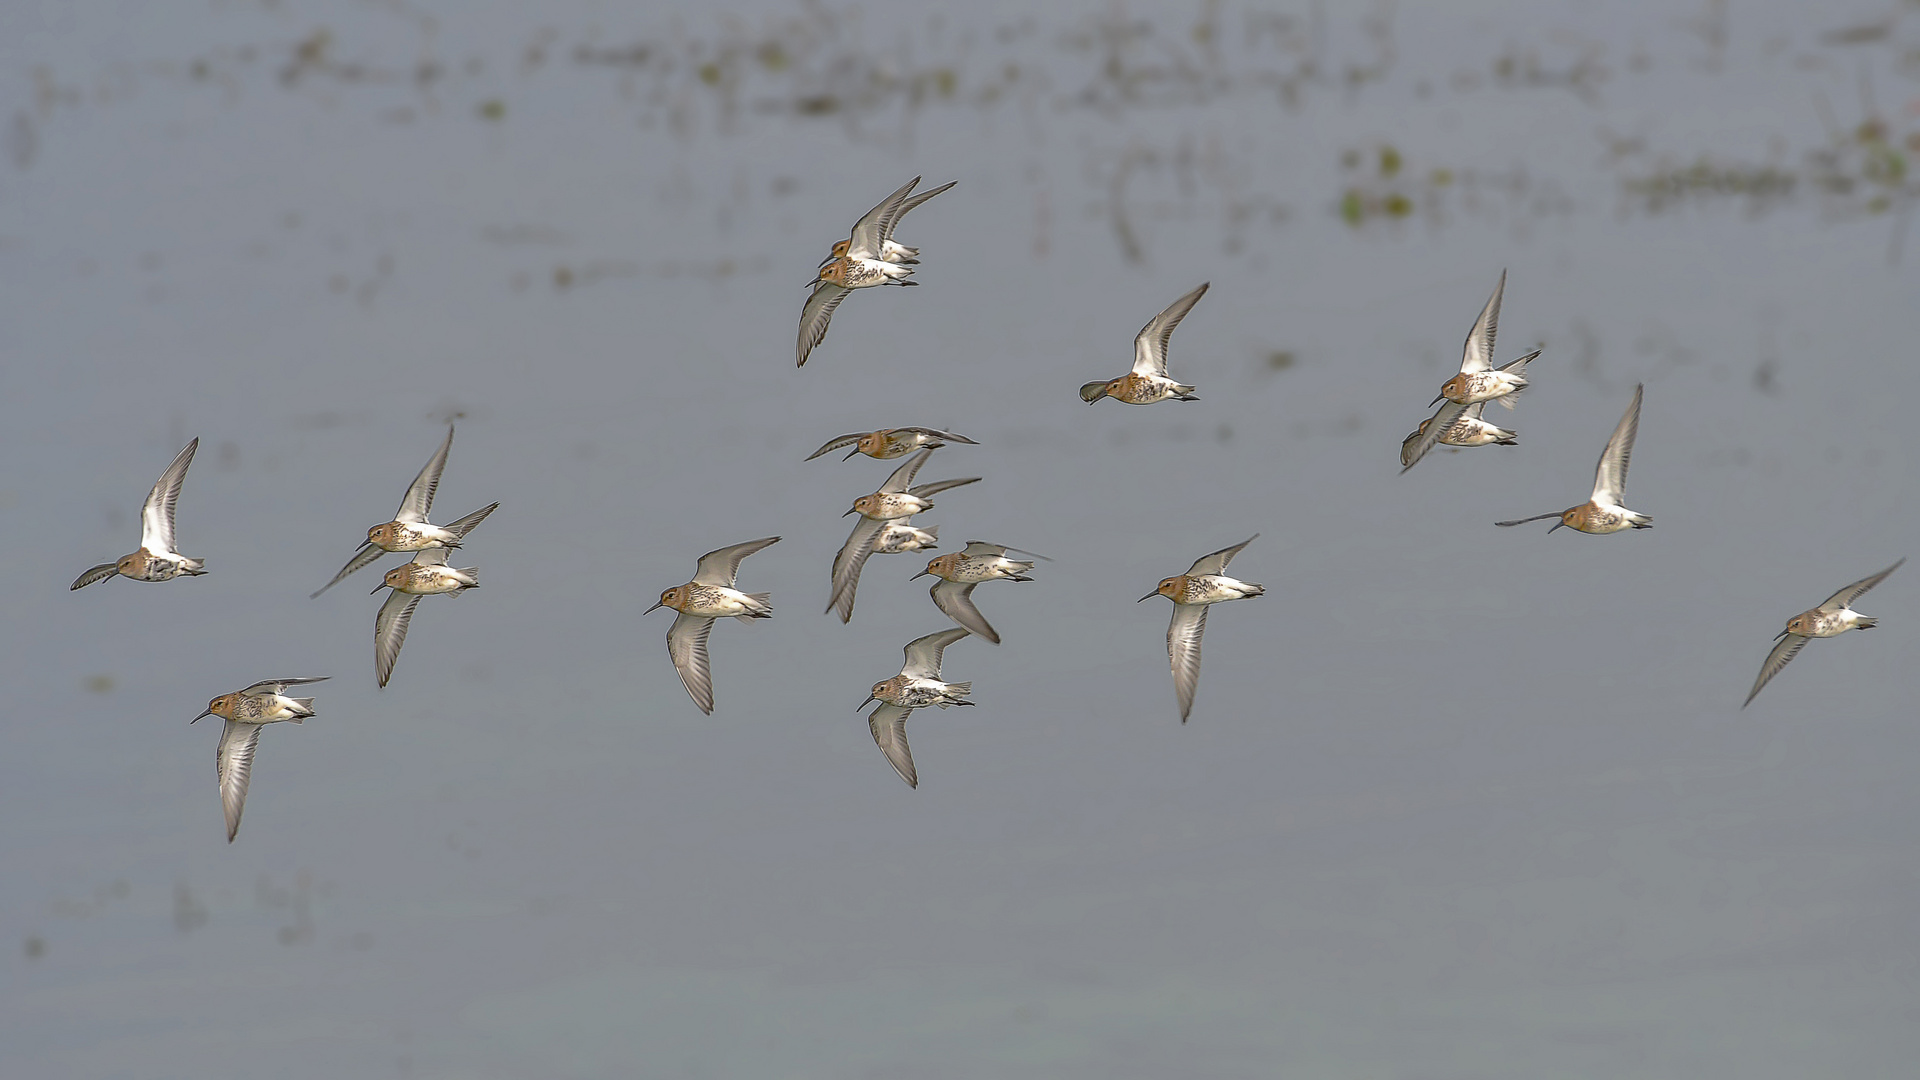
3,1 -> 1919,1076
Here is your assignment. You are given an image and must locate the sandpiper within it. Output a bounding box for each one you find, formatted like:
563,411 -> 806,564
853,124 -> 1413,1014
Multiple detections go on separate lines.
1140,535 -> 1264,723
910,541 -> 1044,645
1743,558 -> 1904,708
806,426 -> 977,462
797,176 -> 933,367
874,518 -> 939,555
1081,282 -> 1210,405
643,536 -> 779,715
1400,400 -> 1518,473
820,179 -> 954,266
312,425 -> 498,598
1428,270 -> 1540,410
373,548 -> 479,688
71,438 -> 205,590
861,627 -> 974,789
829,448 -> 980,623
193,677 -> 329,843
1496,383 -> 1651,534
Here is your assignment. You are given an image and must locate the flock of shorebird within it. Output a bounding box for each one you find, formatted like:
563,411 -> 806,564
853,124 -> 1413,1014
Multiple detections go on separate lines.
69,175 -> 1901,838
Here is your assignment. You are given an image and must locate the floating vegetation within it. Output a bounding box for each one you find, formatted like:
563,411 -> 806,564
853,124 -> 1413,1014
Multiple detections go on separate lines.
1617,91 -> 1919,259
10,0 -> 1917,264
1337,143 -> 1572,230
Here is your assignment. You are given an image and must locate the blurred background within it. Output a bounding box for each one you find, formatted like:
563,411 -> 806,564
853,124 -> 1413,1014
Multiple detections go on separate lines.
2,1 -> 1917,1076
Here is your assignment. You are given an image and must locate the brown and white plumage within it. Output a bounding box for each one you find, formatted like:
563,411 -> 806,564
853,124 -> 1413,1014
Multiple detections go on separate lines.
911,541 -> 1043,645
860,627 -> 974,789
645,537 -> 780,714
195,677 -> 329,843
1081,282 -> 1210,405
1495,383 -> 1651,534
1140,536 -> 1264,723
313,425 -> 498,598
1429,270 -> 1538,411
829,450 -> 979,623
1400,370 -> 1528,472
373,548 -> 479,688
805,426 -> 977,462
797,176 -> 940,367
71,438 -> 205,589
1744,558 -> 1903,708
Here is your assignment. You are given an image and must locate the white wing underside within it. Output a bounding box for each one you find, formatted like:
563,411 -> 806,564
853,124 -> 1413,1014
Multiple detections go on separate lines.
396,425 -> 454,524
692,536 -> 780,588
879,448 -> 932,493
1460,270 -> 1505,374
1744,634 -> 1809,707
1168,604 -> 1209,722
930,580 -> 999,644
375,589 -> 426,687
216,719 -> 262,843
847,176 -> 921,260
797,282 -> 850,367
830,517 -> 886,622
140,438 -> 198,553
901,627 -> 970,680
1131,282 -> 1210,378
868,704 -> 917,788
1590,383 -> 1643,504
1818,558 -> 1905,613
1400,400 -> 1469,472
667,612 -> 716,714
1186,535 -> 1257,577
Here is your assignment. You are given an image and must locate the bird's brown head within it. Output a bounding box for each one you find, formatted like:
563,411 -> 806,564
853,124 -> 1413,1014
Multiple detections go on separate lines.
195,693 -> 235,723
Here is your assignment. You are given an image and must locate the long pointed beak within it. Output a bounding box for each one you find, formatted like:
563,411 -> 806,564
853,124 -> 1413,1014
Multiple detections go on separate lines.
843,507 -> 858,517
191,708 -> 213,724
909,569 -> 931,581
1429,393 -> 1445,407
1547,520 -> 1565,533
843,447 -> 862,460
371,581 -> 390,594
1138,591 -> 1160,603
643,600 -> 664,615
858,694 -> 877,711
1774,628 -> 1789,641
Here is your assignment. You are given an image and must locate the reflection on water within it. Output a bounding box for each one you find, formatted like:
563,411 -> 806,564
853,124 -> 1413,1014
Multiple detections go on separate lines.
14,1 -> 1919,264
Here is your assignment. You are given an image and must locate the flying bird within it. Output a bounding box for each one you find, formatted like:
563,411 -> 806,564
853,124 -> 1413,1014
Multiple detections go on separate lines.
644,536 -> 780,715
805,426 -> 977,462
819,180 -> 955,266
1081,282 -> 1210,405
312,425 -> 498,598
829,448 -> 980,623
861,627 -> 974,789
911,541 -> 1044,645
1744,558 -> 1904,708
798,176 -> 953,367
1403,270 -> 1540,470
1140,535 -> 1265,723
71,438 -> 205,590
1496,383 -> 1651,534
1400,400 -> 1518,473
373,549 -> 479,688
193,677 -> 329,843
